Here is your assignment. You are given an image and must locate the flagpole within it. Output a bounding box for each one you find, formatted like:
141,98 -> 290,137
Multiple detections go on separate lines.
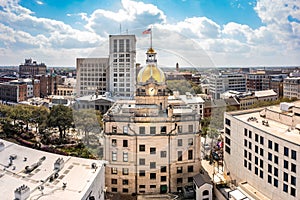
150,27 -> 152,48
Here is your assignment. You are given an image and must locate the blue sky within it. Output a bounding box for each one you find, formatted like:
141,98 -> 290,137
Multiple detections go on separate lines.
0,0 -> 299,67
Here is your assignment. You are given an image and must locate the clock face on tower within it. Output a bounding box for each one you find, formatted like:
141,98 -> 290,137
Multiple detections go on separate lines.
148,87 -> 156,96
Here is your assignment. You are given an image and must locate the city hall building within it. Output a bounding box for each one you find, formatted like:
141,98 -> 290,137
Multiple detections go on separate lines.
103,47 -> 201,195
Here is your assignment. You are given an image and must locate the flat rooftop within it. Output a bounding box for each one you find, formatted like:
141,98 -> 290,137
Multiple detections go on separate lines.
229,102 -> 300,145
0,139 -> 105,200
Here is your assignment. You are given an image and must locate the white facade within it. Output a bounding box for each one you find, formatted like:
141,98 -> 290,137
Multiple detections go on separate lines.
283,77 -> 300,99
0,139 -> 106,200
76,58 -> 109,97
224,102 -> 300,199
209,73 -> 246,99
108,35 -> 136,97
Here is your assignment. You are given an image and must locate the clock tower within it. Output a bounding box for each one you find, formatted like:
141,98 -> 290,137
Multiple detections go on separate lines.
136,47 -> 168,111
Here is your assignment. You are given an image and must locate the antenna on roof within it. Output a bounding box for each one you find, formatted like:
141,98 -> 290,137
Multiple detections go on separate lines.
119,24 -> 122,35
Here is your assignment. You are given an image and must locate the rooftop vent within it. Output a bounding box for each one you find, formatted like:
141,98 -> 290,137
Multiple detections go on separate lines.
280,102 -> 294,112
54,158 -> 64,171
0,142 -> 4,151
14,185 -> 30,200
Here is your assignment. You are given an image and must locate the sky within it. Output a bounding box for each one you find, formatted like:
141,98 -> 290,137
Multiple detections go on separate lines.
0,0 -> 299,67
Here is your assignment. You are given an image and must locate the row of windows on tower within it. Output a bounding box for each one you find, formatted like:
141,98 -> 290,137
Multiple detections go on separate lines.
111,125 -> 194,134
111,139 -> 194,148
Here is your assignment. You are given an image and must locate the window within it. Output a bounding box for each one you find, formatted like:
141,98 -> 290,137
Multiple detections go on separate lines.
150,162 -> 156,169
188,177 -> 193,182
268,140 -> 272,149
123,168 -> 129,175
260,170 -> 264,179
139,145 -> 145,152
112,188 -> 117,192
123,179 -> 129,185
291,163 -> 296,173
139,185 -> 145,188
248,142 -> 252,150
244,159 -> 247,168
111,179 -> 117,184
283,172 -> 288,182
123,188 -> 128,193
139,127 -> 145,134
249,131 -> 252,138
225,127 -> 230,135
268,164 -> 272,173
260,136 -> 264,145
112,139 -> 117,147
225,145 -> 231,154
255,134 -> 258,142
291,176 -> 296,186
283,184 -> 288,193
188,150 -> 193,160
274,167 -> 278,177
178,125 -> 182,133
268,175 -> 272,184
150,127 -> 156,134
268,152 -> 272,161
188,125 -> 193,132
291,150 -> 297,160
150,173 -> 156,179
274,155 -> 278,164
188,138 -> 193,145
161,176 -> 167,182
255,156 -> 258,165
160,126 -> 166,134
203,190 -> 209,196
161,151 -> 167,158
255,167 -> 258,175
150,185 -> 156,188
123,152 -> 128,162
255,145 -> 259,154
139,158 -> 145,165
244,139 -> 247,147
225,118 -> 231,126
150,147 -> 156,154
123,140 -> 128,147
177,178 -> 183,183
112,167 -> 117,174
225,137 -> 231,145
260,159 -> 264,168
188,165 -> 194,172
284,160 -> 289,169
274,142 -> 279,152
178,139 -> 182,146
274,178 -> 278,187
112,152 -> 117,161
123,126 -> 128,134
291,187 -> 296,197
284,147 -> 289,157
112,126 -> 117,133
161,166 -> 167,173
177,167 -> 183,173
139,170 -> 145,176
244,128 -> 247,136
260,148 -> 264,156
178,151 -> 183,161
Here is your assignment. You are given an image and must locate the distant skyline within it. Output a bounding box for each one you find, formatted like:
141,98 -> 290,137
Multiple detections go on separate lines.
0,0 -> 299,67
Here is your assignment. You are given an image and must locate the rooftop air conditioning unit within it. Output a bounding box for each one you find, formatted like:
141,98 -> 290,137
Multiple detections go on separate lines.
14,185 -> 30,200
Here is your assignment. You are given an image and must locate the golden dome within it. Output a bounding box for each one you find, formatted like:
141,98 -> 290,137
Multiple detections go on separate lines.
137,64 -> 165,83
147,47 -> 156,54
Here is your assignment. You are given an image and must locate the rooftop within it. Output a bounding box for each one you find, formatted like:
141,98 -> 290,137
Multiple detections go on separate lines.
0,139 -> 105,200
228,101 -> 300,145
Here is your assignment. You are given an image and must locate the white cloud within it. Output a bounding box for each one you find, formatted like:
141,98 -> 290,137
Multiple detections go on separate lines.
36,1 -> 43,5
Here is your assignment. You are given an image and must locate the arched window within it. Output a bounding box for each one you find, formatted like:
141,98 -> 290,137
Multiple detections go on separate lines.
202,190 -> 209,196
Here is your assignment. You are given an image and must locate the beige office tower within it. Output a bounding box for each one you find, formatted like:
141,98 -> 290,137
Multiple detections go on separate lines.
103,47 -> 201,195
108,35 -> 136,98
76,58 -> 109,97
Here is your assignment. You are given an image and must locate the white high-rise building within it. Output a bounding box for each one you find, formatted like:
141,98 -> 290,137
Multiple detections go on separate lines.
76,58 -> 109,97
224,102 -> 300,199
108,35 -> 136,97
209,72 -> 246,99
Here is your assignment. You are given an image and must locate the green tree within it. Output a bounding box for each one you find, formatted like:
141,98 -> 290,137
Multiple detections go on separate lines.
73,109 -> 102,145
47,105 -> 74,142
31,106 -> 49,133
